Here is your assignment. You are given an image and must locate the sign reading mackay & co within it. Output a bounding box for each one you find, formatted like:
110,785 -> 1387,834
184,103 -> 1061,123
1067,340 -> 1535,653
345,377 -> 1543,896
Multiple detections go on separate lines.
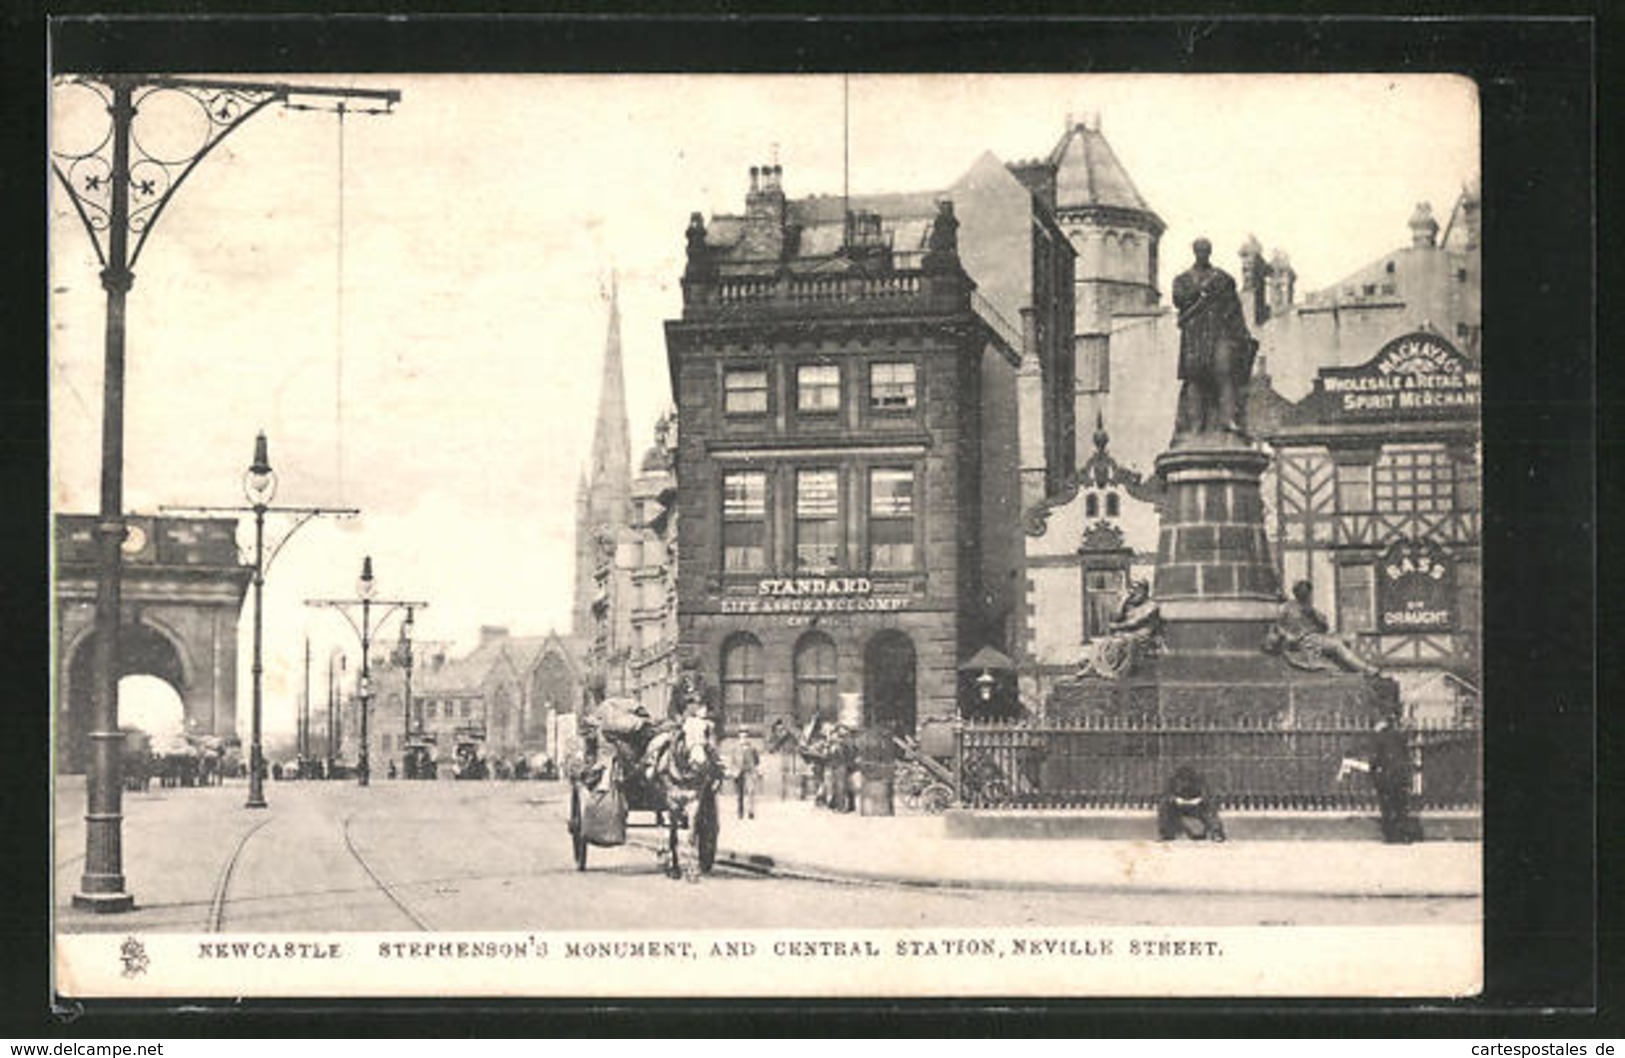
1313,331 -> 1480,421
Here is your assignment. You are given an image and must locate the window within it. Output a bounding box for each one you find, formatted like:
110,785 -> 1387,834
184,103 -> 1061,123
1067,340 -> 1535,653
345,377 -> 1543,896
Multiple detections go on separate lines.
1085,494 -> 1099,519
1337,462 -> 1374,513
796,363 -> 841,413
1105,492 -> 1121,518
1337,563 -> 1375,634
461,701 -> 473,719
723,367 -> 769,415
1454,453 -> 1481,512
722,471 -> 767,571
797,469 -> 841,571
868,467 -> 915,571
1375,446 -> 1453,514
425,701 -> 438,720
1083,568 -> 1126,639
794,632 -> 838,725
1384,261 -> 1396,275
869,361 -> 917,411
722,634 -> 765,726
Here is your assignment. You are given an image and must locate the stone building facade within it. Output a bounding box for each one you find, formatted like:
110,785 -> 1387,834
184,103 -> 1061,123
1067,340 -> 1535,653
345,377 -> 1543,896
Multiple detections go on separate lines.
664,160 -> 1054,735
356,627 -> 588,773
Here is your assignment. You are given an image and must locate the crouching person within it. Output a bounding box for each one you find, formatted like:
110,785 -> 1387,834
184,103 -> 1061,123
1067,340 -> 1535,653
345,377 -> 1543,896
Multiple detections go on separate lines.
1157,765 -> 1227,842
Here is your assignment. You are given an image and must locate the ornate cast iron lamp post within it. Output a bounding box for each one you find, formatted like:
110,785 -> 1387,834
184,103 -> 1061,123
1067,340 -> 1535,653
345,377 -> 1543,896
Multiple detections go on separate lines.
168,432 -> 359,807
399,606 -> 417,775
307,557 -> 426,787
53,75 -> 398,912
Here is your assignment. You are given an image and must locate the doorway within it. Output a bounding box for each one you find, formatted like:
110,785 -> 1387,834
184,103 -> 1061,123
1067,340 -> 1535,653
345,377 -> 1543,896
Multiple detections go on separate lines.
863,631 -> 917,737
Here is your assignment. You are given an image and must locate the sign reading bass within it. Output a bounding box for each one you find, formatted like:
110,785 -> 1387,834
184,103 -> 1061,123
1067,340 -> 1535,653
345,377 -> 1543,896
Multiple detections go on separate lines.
1316,332 -> 1480,420
1376,538 -> 1456,633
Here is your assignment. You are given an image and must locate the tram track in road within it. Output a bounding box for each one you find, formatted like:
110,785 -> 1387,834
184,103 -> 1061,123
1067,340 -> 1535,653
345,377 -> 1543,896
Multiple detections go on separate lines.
339,814 -> 437,932
207,815 -> 275,932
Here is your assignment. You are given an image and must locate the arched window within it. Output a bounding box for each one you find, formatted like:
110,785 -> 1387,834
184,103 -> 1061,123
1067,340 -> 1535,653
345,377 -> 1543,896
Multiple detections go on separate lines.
721,633 -> 765,727
1106,492 -> 1121,518
793,631 -> 839,725
1085,493 -> 1100,519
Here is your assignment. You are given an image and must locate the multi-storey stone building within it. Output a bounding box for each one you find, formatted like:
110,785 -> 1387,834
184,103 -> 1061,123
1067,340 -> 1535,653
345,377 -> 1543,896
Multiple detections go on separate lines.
664,159 -> 1068,735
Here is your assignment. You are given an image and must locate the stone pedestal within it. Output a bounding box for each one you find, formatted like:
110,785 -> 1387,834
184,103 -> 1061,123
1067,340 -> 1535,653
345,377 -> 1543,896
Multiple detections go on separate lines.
1051,441 -> 1388,728
1152,445 -> 1279,657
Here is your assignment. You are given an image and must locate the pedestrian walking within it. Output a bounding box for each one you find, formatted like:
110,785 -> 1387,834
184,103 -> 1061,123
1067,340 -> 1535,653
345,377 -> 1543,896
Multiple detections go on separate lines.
730,736 -> 761,819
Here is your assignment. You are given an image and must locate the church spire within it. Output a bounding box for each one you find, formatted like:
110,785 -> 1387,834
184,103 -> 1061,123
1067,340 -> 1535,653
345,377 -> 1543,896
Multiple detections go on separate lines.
588,270 -> 633,529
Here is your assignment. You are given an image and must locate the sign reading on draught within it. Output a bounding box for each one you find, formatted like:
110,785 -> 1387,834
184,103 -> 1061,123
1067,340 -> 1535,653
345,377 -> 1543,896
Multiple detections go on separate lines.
1316,332 -> 1480,420
1376,538 -> 1456,633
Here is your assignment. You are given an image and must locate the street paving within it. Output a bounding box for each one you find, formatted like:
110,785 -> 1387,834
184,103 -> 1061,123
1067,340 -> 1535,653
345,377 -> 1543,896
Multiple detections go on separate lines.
54,778 -> 1479,935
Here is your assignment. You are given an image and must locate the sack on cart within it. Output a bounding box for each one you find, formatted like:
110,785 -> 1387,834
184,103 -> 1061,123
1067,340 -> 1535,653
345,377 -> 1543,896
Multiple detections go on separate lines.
581,755 -> 630,846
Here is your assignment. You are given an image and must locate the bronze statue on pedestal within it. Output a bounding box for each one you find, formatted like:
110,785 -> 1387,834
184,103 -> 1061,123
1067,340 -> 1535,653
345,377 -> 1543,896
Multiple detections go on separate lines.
1172,238 -> 1259,446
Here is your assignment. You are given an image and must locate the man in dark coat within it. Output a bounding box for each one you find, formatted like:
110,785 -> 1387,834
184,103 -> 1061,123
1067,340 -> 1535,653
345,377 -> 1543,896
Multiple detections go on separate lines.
1157,765 -> 1227,842
1339,688 -> 1423,843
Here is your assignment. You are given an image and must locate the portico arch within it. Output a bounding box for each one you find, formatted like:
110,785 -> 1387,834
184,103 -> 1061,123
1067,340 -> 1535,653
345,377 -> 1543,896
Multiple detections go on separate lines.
55,514 -> 251,773
62,622 -> 188,773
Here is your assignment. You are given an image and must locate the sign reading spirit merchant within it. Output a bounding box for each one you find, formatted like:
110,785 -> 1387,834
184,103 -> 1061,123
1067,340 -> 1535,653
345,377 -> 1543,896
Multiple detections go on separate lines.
1376,538 -> 1456,633
1313,331 -> 1480,421
720,575 -> 909,615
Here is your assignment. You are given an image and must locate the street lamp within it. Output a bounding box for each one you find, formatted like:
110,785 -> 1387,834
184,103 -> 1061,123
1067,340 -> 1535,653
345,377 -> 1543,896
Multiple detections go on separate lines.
356,557 -> 376,787
164,432 -> 358,809
53,74 -> 399,912
399,606 -> 416,777
244,432 -> 276,808
307,556 -> 426,787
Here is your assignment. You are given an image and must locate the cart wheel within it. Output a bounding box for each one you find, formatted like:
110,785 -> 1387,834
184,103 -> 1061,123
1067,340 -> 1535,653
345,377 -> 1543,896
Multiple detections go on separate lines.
569,786 -> 588,871
696,785 -> 720,874
920,783 -> 954,814
981,780 -> 1011,806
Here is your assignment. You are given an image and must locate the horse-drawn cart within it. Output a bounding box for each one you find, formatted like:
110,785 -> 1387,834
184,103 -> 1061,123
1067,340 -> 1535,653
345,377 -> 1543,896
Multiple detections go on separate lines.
566,700 -> 722,880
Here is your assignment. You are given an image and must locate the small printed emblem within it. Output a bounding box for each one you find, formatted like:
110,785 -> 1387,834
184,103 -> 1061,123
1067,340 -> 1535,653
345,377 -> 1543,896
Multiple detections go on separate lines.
118,936 -> 149,978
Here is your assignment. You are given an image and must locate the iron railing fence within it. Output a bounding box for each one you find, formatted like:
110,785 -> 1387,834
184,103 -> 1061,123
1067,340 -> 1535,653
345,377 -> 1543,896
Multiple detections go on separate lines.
953,715 -> 1479,811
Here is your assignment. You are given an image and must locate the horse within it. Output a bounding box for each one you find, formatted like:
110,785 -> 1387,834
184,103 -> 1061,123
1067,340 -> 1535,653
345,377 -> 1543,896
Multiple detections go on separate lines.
640,714 -> 723,881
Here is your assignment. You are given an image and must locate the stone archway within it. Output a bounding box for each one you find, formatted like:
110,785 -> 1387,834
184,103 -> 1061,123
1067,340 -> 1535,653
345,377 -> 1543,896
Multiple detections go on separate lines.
62,622 -> 188,773
55,514 -> 251,773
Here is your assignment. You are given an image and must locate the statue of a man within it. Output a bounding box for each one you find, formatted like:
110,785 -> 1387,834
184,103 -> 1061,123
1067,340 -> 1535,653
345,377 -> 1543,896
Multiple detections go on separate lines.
1172,238 -> 1259,445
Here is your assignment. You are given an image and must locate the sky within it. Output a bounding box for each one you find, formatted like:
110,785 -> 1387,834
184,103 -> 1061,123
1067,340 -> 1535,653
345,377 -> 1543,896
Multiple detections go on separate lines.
49,73 -> 1479,739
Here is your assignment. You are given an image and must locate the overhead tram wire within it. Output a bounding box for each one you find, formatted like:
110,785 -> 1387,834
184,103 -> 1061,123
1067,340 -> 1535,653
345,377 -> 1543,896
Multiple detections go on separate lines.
278,97 -> 360,510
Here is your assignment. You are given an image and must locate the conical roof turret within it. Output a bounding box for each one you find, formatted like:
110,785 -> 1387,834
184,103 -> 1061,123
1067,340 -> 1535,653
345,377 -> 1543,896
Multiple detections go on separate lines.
1046,115 -> 1164,231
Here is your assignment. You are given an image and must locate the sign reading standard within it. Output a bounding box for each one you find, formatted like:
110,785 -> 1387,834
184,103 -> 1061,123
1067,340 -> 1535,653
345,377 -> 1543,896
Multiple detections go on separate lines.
1315,332 -> 1480,421
721,576 -> 907,614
